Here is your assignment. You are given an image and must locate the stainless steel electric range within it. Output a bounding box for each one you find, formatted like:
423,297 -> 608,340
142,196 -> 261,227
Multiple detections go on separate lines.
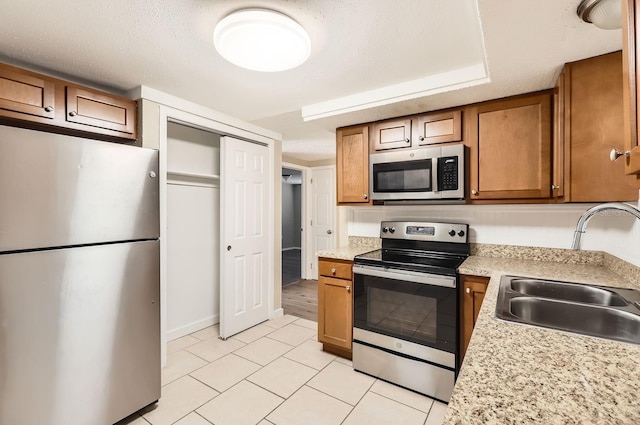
352,220 -> 469,403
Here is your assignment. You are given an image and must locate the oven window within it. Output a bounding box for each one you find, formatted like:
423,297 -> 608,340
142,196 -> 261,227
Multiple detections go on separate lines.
353,272 -> 457,354
367,287 -> 437,343
373,159 -> 432,192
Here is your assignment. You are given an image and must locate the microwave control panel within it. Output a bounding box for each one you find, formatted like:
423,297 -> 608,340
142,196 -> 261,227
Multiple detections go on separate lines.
437,156 -> 459,191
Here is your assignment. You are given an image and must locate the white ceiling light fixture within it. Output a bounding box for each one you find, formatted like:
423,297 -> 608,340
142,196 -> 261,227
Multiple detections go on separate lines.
214,9 -> 311,72
577,0 -> 622,30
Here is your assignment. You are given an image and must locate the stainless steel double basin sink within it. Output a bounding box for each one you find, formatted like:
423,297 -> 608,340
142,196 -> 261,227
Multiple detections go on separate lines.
495,276 -> 640,345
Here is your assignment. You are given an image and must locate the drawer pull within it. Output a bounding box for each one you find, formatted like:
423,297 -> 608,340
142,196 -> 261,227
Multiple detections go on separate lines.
331,268 -> 336,275
466,287 -> 471,294
346,285 -> 351,292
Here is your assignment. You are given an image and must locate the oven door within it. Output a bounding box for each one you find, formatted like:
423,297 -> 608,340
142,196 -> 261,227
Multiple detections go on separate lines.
352,265 -> 458,355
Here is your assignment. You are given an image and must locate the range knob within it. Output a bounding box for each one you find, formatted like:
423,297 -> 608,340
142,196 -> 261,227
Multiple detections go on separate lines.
382,226 -> 389,233
389,227 -> 396,234
448,230 -> 456,237
458,230 -> 465,237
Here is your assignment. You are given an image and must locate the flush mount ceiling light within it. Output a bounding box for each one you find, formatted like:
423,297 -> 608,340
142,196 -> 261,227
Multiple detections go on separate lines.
577,0 -> 622,30
214,9 -> 311,72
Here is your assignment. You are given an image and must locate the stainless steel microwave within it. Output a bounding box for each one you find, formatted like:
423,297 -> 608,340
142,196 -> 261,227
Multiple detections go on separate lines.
369,143 -> 465,202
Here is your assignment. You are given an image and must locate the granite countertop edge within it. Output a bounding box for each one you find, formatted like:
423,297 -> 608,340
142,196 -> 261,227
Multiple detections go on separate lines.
445,255 -> 640,425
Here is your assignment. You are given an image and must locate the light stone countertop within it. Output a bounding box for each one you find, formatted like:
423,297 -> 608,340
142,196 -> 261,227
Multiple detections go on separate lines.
445,255 -> 640,425
316,236 -> 381,261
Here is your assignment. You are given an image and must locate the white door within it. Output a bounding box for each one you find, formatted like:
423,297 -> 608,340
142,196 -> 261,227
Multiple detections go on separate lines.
220,136 -> 270,339
312,167 -> 335,278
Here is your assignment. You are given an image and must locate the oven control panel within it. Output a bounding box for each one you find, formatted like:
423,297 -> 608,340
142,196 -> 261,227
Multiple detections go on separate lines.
380,221 -> 468,243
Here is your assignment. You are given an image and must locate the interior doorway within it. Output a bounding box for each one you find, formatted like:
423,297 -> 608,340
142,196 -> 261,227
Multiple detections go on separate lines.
281,167 -> 303,286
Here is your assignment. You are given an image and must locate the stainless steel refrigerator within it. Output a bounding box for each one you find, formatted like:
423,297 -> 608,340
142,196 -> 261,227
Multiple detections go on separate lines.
0,125 -> 160,425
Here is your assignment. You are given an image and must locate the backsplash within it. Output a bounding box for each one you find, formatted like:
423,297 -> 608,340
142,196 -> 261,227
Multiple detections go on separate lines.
346,203 -> 640,267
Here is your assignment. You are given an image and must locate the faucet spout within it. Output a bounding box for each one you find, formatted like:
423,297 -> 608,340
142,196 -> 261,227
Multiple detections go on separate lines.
572,202 -> 640,250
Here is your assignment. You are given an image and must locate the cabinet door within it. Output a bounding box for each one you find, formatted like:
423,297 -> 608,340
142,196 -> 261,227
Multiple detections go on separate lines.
467,93 -> 552,200
0,67 -> 55,119
66,86 -> 137,139
336,125 -> 370,204
460,275 -> 489,361
318,275 -> 352,350
414,110 -> 462,146
371,118 -> 412,151
622,0 -> 640,176
553,72 -> 565,199
564,52 -> 638,201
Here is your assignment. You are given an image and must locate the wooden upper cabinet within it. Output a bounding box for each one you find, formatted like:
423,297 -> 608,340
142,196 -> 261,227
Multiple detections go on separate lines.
66,86 -> 137,139
371,118 -> 411,151
466,92 -> 552,200
413,110 -> 462,146
336,125 -> 371,205
317,258 -> 353,357
622,0 -> 640,176
0,67 -> 55,119
552,72 -> 565,199
562,52 -> 638,202
0,62 -> 137,142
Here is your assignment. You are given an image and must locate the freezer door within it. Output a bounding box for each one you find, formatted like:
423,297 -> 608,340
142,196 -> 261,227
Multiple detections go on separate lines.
0,125 -> 159,251
0,241 -> 160,425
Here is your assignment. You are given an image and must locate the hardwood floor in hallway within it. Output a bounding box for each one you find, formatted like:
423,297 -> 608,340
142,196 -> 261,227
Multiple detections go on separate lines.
282,279 -> 317,322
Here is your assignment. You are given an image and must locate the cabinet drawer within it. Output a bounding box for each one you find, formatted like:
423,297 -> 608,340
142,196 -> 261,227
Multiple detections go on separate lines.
319,259 -> 352,280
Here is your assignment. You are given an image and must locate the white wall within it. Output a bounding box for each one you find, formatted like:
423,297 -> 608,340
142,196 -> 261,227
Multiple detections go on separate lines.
348,199 -> 640,267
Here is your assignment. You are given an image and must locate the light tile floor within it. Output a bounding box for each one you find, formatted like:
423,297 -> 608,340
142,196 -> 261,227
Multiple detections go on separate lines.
117,315 -> 448,425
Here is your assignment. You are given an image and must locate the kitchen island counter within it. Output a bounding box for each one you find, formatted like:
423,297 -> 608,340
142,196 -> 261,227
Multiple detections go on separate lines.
446,253 -> 640,424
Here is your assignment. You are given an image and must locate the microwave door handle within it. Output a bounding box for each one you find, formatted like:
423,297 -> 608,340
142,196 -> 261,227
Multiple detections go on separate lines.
432,157 -> 439,193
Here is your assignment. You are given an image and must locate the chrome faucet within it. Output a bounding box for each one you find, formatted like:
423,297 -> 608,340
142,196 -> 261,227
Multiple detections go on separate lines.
572,202 -> 640,250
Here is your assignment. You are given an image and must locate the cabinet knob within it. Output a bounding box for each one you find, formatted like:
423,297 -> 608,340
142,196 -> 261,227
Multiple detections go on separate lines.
419,136 -> 425,141
404,138 -> 410,143
326,229 -> 332,235
551,184 -> 560,190
331,268 -> 336,275
44,106 -> 54,112
471,189 -> 478,195
363,194 -> 368,200
69,111 -> 77,117
346,285 -> 351,292
610,148 -> 630,162
466,287 -> 471,294
227,245 -> 232,251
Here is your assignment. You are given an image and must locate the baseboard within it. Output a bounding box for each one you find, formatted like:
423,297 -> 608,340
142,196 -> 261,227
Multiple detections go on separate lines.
167,315 -> 219,341
272,308 -> 284,319
282,247 -> 301,252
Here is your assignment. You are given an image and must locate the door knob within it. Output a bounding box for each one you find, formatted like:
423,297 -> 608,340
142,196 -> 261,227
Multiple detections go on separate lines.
227,245 -> 232,251
610,148 -> 630,162
326,230 -> 332,234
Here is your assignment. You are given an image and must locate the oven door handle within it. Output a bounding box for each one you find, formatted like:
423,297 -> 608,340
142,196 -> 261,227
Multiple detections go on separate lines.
352,265 -> 456,288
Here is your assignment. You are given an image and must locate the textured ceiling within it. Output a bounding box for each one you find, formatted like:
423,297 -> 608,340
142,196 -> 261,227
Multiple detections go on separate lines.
0,0 -> 623,161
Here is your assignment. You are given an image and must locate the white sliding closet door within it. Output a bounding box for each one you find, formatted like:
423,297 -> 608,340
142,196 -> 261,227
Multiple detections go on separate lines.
220,136 -> 270,339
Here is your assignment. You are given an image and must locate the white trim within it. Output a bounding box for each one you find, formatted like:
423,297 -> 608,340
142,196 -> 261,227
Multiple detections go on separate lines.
166,315 -> 219,342
282,161 -> 312,279
301,63 -> 489,121
271,308 -> 284,318
129,86 -> 281,141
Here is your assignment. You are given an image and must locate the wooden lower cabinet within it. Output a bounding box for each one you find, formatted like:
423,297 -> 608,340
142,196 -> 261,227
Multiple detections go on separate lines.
317,258 -> 353,358
460,274 -> 490,361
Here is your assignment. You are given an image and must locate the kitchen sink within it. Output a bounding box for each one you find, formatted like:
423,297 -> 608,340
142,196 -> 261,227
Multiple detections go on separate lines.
509,278 -> 628,306
496,276 -> 640,345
